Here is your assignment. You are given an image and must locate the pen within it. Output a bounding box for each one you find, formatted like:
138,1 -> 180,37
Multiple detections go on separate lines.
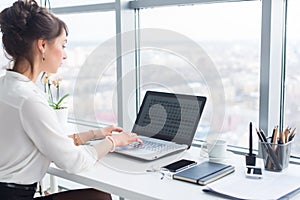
271,126 -> 278,150
271,126 -> 278,143
279,132 -> 285,144
256,128 -> 281,171
288,128 -> 296,142
259,128 -> 274,169
259,129 -> 268,142
283,127 -> 290,143
249,122 -> 253,155
256,128 -> 264,142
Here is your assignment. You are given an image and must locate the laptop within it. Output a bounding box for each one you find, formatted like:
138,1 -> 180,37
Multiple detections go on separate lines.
115,91 -> 206,161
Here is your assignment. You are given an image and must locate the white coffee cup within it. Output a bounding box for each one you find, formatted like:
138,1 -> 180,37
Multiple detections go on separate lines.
207,139 -> 227,161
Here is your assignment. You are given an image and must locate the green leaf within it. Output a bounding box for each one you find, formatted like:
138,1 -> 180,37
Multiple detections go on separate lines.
49,93 -> 70,109
56,94 -> 69,106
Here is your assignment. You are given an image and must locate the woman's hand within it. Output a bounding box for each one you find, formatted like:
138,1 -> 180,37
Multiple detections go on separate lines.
95,125 -> 123,139
111,132 -> 143,147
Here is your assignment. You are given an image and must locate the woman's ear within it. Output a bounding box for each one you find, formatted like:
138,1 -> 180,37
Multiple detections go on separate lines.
37,38 -> 47,53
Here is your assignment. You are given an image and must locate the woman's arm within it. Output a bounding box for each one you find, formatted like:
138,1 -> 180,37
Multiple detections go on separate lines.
92,132 -> 142,159
69,126 -> 142,160
69,125 -> 123,146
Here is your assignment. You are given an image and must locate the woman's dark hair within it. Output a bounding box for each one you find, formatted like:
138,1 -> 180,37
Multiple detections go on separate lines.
0,0 -> 68,73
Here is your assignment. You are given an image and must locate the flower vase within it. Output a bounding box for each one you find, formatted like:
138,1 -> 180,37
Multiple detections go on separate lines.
54,107 -> 68,126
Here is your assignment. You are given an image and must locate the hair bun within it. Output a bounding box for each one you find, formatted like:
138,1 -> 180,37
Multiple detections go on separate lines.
0,0 -> 40,36
0,0 -> 67,63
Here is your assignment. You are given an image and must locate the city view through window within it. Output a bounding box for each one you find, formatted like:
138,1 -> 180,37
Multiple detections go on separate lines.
139,1 -> 261,149
285,0 -> 300,156
0,1 -> 299,155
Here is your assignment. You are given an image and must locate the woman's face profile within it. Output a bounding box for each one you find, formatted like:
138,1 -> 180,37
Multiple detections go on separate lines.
42,30 -> 68,74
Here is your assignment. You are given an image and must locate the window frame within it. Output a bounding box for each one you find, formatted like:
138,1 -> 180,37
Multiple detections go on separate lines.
130,0 -> 287,144
50,0 -> 293,156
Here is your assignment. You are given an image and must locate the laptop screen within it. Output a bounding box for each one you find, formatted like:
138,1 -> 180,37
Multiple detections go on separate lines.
132,91 -> 206,147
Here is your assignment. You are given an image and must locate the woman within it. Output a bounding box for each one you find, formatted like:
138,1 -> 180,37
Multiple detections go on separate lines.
0,0 -> 142,199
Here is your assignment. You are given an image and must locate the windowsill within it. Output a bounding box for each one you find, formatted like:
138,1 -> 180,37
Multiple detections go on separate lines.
192,139 -> 300,165
66,120 -> 300,165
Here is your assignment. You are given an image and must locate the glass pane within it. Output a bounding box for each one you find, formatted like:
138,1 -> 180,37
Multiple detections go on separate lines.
55,12 -> 117,125
285,0 -> 300,156
47,0 -> 114,8
0,1 -> 14,10
0,1 -> 114,11
0,52 -> 7,77
0,7 -> 116,125
139,1 -> 261,149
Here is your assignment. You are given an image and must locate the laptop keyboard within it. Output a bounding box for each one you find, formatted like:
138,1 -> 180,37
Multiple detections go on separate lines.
129,140 -> 183,152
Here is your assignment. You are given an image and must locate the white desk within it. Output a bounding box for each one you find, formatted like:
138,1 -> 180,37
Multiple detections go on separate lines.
47,145 -> 300,200
47,146 -> 216,200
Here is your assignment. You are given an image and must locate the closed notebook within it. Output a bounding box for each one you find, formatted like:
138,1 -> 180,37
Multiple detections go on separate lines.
173,161 -> 235,185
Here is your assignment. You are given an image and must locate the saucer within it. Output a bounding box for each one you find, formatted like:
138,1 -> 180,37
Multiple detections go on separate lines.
209,156 -> 228,163
208,152 -> 231,164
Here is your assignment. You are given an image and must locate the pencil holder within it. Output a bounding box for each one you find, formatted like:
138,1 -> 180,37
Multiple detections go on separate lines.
259,140 -> 292,172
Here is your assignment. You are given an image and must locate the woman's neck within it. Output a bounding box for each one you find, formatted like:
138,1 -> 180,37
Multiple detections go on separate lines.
13,59 -> 40,82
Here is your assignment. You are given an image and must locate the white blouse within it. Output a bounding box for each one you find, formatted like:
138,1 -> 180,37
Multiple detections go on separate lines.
0,71 -> 100,184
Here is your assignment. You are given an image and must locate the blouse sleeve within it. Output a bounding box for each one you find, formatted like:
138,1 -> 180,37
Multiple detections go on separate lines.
19,96 -> 98,174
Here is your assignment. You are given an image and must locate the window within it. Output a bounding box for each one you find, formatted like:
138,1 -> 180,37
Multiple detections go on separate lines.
48,0 -> 114,8
0,0 -> 297,157
0,2 -> 117,125
0,49 -> 7,77
56,12 -> 117,125
0,1 -> 14,10
285,0 -> 300,156
139,1 -> 262,148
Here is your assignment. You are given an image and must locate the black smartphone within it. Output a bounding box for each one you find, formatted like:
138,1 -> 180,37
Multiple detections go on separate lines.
161,159 -> 197,172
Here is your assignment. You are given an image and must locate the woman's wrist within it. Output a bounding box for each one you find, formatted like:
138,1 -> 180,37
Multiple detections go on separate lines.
73,133 -> 82,146
106,136 -> 116,152
92,137 -> 115,160
72,130 -> 95,146
89,130 -> 96,140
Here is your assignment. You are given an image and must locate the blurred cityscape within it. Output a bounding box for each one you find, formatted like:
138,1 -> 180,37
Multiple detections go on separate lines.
1,39 -> 299,156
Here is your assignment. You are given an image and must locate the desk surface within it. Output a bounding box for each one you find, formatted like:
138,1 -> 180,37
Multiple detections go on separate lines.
48,123 -> 300,199
47,145 -> 300,200
48,146 -> 217,200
